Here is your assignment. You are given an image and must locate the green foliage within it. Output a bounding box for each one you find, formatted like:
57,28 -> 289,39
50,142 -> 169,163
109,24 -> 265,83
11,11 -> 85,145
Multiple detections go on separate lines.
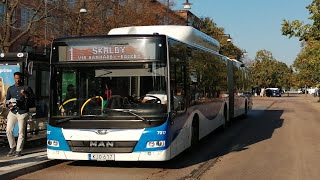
200,17 -> 225,36
219,43 -> 243,60
281,20 -> 311,41
250,50 -> 292,89
293,41 -> 320,87
281,0 -> 320,41
199,17 -> 243,61
281,0 -> 320,88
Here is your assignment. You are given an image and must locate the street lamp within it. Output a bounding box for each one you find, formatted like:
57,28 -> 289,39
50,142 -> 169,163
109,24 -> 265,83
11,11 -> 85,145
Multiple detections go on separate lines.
80,1 -> 88,13
183,0 -> 192,26
76,0 -> 87,36
240,49 -> 248,62
217,33 -> 232,42
166,0 -> 169,25
183,0 -> 192,10
44,0 -> 48,55
242,49 -> 248,57
224,34 -> 232,42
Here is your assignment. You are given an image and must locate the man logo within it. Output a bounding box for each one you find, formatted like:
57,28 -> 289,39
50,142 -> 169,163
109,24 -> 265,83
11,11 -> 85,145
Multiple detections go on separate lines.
90,141 -> 114,147
95,130 -> 109,135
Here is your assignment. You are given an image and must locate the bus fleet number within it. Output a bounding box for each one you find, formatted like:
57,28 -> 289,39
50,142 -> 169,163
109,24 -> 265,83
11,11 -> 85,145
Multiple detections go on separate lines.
157,131 -> 166,135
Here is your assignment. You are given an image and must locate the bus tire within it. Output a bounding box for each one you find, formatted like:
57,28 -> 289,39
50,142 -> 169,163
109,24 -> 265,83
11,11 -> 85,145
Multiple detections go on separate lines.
191,116 -> 199,146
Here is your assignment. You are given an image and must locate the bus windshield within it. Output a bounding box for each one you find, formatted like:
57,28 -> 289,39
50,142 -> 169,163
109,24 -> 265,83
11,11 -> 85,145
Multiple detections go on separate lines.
51,62 -> 168,126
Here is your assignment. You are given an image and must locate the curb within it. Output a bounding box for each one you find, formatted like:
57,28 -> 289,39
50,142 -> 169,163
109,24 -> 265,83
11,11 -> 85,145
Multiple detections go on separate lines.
0,159 -> 62,180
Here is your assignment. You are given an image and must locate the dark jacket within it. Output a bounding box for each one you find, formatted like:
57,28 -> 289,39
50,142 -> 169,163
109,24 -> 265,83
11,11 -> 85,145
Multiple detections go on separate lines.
6,85 -> 35,114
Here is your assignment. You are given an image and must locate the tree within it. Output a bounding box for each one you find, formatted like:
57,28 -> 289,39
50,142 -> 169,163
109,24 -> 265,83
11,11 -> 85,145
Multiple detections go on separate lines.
293,41 -> 320,87
1,0 -> 184,52
281,0 -> 320,88
106,0 -> 178,30
281,0 -> 320,41
250,50 -> 292,89
0,0 -> 47,52
200,17 -> 243,61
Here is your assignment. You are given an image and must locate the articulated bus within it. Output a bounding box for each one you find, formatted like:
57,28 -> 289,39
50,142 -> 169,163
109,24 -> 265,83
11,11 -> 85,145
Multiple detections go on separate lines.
47,25 -> 252,161
0,53 -> 49,143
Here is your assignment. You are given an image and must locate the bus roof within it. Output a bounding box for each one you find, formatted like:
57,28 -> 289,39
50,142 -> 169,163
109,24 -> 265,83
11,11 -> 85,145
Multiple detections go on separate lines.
0,52 -> 49,62
228,58 -> 245,67
108,25 -> 220,52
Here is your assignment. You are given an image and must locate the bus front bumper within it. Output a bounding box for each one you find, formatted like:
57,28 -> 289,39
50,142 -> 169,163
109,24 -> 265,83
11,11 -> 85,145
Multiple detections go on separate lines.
47,148 -> 171,161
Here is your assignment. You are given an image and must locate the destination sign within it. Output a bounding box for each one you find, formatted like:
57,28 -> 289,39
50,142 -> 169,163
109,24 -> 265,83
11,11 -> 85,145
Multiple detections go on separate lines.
64,45 -> 151,61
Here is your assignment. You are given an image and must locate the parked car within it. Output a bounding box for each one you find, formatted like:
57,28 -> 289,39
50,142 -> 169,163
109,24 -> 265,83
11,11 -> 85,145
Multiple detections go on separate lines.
265,88 -> 281,97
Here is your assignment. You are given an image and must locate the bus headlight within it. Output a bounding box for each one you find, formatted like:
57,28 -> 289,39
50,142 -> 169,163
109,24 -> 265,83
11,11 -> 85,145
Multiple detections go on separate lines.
47,140 -> 60,147
146,140 -> 165,148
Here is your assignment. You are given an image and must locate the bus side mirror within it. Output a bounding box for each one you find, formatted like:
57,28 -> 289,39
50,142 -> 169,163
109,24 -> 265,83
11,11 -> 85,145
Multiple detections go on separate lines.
27,61 -> 33,76
173,96 -> 182,111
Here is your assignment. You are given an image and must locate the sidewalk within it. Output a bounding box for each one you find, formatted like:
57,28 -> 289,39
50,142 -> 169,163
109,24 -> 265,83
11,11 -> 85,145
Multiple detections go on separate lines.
0,140 -> 59,180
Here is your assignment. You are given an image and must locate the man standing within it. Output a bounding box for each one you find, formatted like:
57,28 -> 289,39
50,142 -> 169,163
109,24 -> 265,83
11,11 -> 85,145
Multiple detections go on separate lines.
5,72 -> 35,157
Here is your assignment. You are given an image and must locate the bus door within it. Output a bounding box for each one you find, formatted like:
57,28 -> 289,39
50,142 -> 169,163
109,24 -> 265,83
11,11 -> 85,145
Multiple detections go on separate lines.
25,60 -> 49,141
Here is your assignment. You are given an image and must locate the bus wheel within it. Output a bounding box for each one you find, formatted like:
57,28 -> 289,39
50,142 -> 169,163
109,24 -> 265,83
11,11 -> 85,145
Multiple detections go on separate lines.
191,117 -> 199,146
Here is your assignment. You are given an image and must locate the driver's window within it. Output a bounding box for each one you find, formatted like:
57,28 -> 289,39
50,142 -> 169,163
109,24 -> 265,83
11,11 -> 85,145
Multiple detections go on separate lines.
62,72 -> 77,101
170,63 -> 186,113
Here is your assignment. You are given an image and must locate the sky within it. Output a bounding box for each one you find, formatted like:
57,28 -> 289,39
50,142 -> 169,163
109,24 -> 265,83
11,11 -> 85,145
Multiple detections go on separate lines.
173,0 -> 312,65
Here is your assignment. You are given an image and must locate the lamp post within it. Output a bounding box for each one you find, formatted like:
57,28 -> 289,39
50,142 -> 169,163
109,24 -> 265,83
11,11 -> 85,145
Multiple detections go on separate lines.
240,49 -> 248,64
183,0 -> 192,26
166,0 -> 169,25
44,0 -> 47,55
217,33 -> 237,59
76,0 -> 87,36
241,49 -> 247,59
217,33 -> 232,43
224,34 -> 232,42
183,0 -> 192,10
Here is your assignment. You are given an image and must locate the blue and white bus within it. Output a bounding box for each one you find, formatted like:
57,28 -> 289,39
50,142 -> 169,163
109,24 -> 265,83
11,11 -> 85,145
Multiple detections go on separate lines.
47,25 -> 252,161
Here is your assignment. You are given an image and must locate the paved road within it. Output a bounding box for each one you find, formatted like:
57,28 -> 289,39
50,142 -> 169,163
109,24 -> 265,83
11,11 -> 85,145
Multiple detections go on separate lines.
14,95 -> 320,180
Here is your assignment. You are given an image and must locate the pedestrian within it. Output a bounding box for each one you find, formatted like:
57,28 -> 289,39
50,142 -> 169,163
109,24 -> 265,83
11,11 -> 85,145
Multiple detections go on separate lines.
260,88 -> 265,97
5,72 -> 35,157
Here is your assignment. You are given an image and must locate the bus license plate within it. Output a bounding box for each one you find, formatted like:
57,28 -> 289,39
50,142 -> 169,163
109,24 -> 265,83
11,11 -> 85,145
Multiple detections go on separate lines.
90,153 -> 115,161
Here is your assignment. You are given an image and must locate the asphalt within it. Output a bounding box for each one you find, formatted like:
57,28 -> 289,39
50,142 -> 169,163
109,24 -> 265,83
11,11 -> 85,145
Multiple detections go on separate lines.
0,94 -> 318,180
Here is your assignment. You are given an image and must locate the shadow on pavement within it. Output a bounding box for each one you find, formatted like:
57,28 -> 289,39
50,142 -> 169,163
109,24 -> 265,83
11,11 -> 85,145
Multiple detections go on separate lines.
0,153 -> 47,167
0,138 -> 46,156
67,109 -> 283,169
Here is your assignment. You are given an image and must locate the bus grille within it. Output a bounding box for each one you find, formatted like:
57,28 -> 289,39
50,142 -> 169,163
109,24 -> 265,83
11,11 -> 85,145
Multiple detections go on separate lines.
67,141 -> 137,153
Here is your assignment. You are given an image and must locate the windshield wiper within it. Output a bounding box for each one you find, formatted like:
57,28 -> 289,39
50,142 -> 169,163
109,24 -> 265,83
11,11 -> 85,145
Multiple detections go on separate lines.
56,117 -> 78,124
106,109 -> 150,123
